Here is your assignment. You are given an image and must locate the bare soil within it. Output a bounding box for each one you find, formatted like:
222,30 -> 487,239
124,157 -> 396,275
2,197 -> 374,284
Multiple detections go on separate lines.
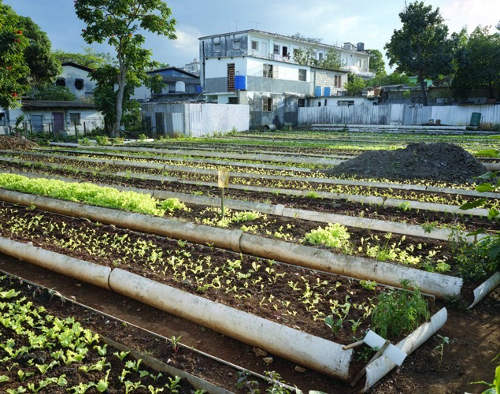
0,135 -> 38,150
326,143 -> 488,184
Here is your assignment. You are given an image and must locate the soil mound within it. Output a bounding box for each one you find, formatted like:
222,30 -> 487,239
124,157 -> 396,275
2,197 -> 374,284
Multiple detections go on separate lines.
325,142 -> 487,183
0,135 -> 38,151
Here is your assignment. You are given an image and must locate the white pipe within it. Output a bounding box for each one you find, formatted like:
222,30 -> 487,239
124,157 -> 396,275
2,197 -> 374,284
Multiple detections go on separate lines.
0,237 -> 111,289
240,234 -> 463,299
0,188 -> 464,298
362,307 -> 448,392
108,268 -> 353,380
468,272 -> 500,309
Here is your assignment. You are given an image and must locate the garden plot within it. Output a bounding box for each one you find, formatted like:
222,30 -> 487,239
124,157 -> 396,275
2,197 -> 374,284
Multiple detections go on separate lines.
0,275 -> 206,393
3,153 -> 499,215
1,162 -> 497,235
0,174 -> 496,302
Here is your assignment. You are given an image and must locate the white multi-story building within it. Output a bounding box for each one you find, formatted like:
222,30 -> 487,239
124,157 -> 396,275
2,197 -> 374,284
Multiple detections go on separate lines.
199,29 -> 373,127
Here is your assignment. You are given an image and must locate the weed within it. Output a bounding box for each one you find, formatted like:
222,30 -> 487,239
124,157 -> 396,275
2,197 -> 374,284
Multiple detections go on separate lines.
371,282 -> 429,338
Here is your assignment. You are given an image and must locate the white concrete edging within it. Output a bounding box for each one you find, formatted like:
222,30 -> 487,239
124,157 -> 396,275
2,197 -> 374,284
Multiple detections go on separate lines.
362,307 -> 448,392
0,236 -> 352,380
0,188 -> 464,298
468,272 -> 500,309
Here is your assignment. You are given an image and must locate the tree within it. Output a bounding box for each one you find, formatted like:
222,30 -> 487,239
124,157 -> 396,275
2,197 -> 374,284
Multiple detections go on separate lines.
452,26 -> 500,99
91,65 -> 140,133
345,74 -> 365,96
294,47 -> 341,70
33,85 -> 76,101
365,72 -> 411,88
0,1 -> 29,108
385,1 -> 453,105
16,15 -> 60,86
53,47 -> 113,69
75,0 -> 176,136
366,49 -> 385,74
319,49 -> 341,70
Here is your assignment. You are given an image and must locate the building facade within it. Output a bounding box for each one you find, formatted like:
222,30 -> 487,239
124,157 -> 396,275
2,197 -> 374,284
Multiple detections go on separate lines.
199,30 -> 369,128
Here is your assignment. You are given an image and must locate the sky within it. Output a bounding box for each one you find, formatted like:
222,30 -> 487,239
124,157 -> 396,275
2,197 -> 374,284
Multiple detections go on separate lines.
4,0 -> 500,70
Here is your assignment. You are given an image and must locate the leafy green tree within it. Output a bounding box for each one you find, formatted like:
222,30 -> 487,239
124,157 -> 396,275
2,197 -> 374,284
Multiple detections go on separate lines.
319,49 -> 341,70
33,85 -> 76,101
293,47 -> 318,67
16,15 -> 60,86
366,49 -> 385,74
452,26 -> 500,99
365,72 -> 411,88
0,1 -> 29,108
145,73 -> 166,95
91,65 -> 140,133
53,47 -> 113,69
75,0 -> 176,136
345,74 -> 365,96
385,1 -> 453,105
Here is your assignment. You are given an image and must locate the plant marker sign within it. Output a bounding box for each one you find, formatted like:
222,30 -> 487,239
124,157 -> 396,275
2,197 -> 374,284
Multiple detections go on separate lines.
218,168 -> 230,218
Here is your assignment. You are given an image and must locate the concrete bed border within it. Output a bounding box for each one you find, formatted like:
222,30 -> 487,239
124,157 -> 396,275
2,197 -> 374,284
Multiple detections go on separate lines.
14,150 -> 500,200
0,188 -> 464,299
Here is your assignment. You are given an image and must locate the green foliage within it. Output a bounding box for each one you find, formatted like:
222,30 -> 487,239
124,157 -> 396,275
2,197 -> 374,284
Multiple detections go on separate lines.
452,26 -> 500,99
53,47 -> 113,69
472,364 -> 500,394
304,223 -> 351,251
360,280 -> 377,291
95,135 -> 110,145
371,283 -> 429,338
0,3 -> 29,108
364,71 -> 412,88
75,0 -> 176,135
385,1 -> 454,105
366,49 -> 385,74
475,149 -> 499,158
32,85 -> 76,101
159,198 -> 186,213
345,74 -> 366,96
0,173 -> 168,216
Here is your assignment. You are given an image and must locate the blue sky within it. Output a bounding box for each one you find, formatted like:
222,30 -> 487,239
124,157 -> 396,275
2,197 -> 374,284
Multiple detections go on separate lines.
4,0 -> 499,69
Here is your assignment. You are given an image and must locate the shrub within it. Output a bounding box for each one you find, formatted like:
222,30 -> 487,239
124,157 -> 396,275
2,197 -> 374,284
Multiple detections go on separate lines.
371,283 -> 429,339
95,135 -> 109,145
304,223 -> 351,251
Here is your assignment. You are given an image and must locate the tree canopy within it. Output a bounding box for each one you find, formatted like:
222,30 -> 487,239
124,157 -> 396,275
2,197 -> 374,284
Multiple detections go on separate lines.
385,1 -> 453,105
366,49 -> 385,74
452,26 -> 500,99
75,0 -> 176,136
53,47 -> 113,69
345,74 -> 366,96
294,48 -> 341,70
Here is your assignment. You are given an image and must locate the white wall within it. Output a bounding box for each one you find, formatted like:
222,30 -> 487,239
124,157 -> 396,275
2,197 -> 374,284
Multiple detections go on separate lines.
298,103 -> 500,126
246,57 -> 310,82
205,57 -> 247,79
60,65 -> 95,99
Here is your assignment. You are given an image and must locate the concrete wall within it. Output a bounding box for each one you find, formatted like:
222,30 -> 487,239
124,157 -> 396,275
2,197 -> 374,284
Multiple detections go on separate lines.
141,102 -> 249,137
298,103 -> 500,126
59,65 -> 95,99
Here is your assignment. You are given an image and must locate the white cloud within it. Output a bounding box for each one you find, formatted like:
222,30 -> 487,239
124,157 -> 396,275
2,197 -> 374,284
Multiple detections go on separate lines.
172,27 -> 200,57
440,0 -> 500,33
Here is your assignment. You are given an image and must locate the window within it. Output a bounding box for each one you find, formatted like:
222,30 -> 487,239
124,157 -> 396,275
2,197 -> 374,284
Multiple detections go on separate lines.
56,78 -> 66,87
263,64 -> 273,78
227,63 -> 235,91
31,115 -> 43,132
69,113 -> 81,125
251,40 -> 259,50
273,44 -> 280,55
298,99 -> 305,107
282,46 -> 288,57
263,97 -> 273,112
298,69 -> 307,81
335,75 -> 343,88
318,52 -> 324,61
74,78 -> 84,90
228,97 -> 239,104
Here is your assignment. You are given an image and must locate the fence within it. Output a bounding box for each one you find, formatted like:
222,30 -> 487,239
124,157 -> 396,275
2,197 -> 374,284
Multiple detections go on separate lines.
141,103 -> 250,137
0,117 -> 105,137
298,103 -> 500,126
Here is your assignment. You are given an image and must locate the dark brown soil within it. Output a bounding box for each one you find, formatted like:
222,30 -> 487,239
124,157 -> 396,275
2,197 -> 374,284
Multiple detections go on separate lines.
326,143 -> 488,184
0,135 -> 38,150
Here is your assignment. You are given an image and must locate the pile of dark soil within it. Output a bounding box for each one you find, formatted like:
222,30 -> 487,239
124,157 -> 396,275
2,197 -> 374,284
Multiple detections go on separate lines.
325,142 -> 487,183
0,135 -> 38,150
